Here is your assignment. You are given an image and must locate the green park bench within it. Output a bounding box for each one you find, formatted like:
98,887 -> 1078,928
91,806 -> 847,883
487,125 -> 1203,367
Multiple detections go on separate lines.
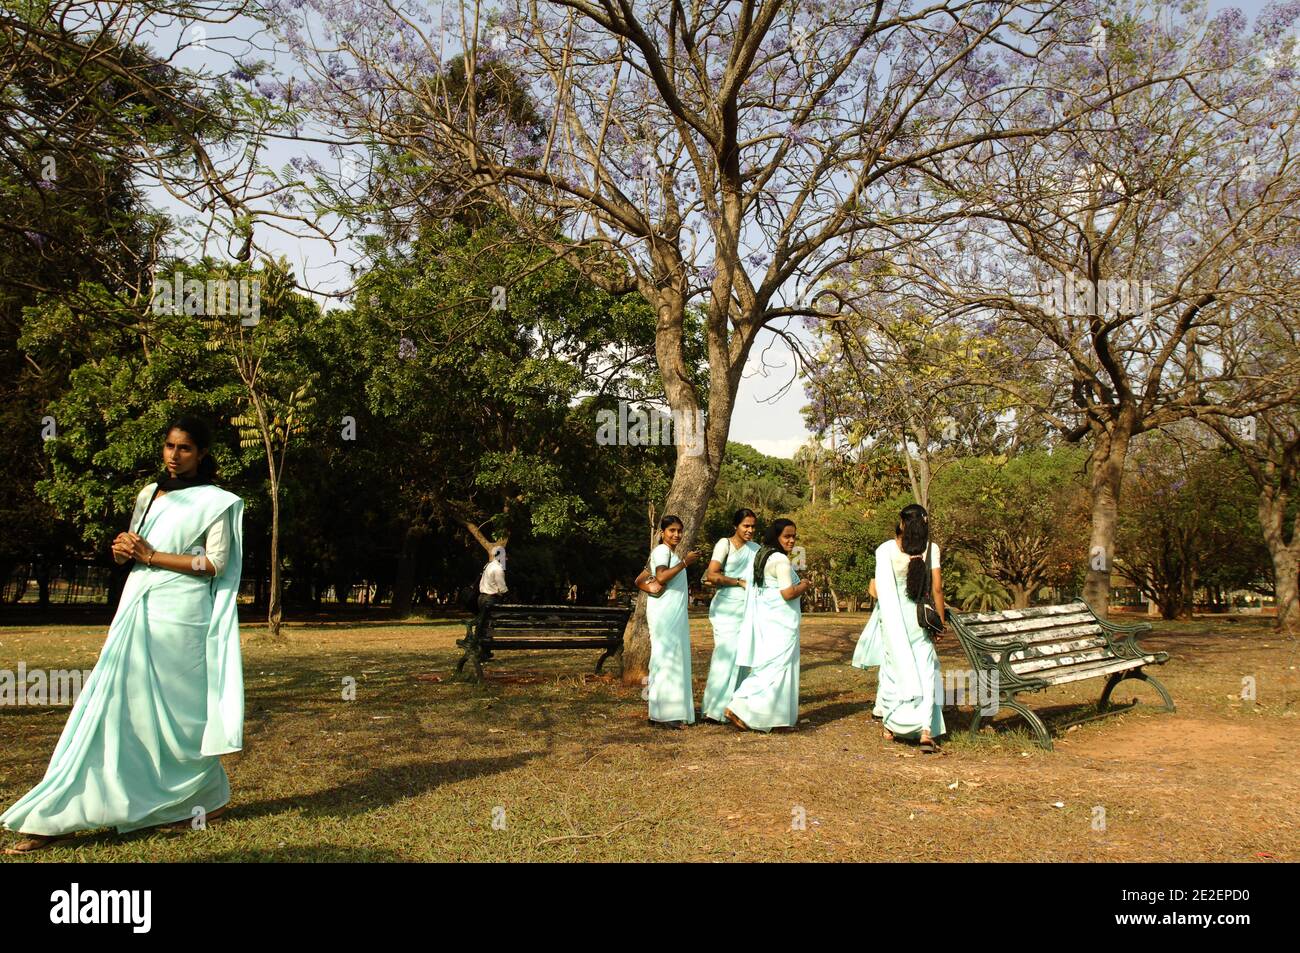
949,599 -> 1175,750
456,603 -> 632,681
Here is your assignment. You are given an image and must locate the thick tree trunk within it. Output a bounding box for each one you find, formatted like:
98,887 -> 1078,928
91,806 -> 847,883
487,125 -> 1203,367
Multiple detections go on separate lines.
391,524 -> 424,617
1259,490 -> 1300,635
1083,422 -> 1133,617
618,287 -> 742,683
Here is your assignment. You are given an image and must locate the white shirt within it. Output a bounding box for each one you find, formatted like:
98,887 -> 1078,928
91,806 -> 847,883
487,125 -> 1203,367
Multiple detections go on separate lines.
131,485 -> 232,575
480,560 -> 508,594
760,551 -> 795,589
887,539 -> 940,581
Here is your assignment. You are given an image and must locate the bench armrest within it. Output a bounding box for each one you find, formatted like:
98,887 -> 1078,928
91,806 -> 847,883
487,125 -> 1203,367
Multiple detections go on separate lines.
1094,617 -> 1166,663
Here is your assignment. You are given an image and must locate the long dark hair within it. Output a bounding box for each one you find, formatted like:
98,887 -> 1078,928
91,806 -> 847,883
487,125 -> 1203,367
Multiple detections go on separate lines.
731,508 -> 757,529
898,503 -> 930,602
753,517 -> 795,584
165,414 -> 217,481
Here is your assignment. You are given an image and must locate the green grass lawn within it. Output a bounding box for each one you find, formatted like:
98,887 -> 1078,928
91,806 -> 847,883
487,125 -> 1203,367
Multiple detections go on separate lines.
1,610 -> 1296,861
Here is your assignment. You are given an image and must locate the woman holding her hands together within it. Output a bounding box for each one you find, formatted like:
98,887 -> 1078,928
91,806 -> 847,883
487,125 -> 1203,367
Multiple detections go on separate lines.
643,515 -> 699,729
2,416 -> 245,853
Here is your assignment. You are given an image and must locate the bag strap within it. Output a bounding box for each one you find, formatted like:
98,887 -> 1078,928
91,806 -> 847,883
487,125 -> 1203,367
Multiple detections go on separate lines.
133,485 -> 162,536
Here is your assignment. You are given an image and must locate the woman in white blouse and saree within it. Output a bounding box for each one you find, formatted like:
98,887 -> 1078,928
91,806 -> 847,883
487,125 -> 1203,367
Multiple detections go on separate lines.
724,518 -> 811,733
872,503 -> 946,752
3,416 -> 244,852
644,515 -> 699,728
701,508 -> 759,723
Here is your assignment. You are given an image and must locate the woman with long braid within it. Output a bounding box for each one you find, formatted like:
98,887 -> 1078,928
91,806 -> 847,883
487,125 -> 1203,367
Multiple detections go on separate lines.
872,503 -> 946,752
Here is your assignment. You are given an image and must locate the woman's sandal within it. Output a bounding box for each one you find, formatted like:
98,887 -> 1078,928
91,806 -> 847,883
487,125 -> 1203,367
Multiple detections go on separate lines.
882,727 -> 895,742
3,833 -> 69,855
724,708 -> 750,731
919,733 -> 938,754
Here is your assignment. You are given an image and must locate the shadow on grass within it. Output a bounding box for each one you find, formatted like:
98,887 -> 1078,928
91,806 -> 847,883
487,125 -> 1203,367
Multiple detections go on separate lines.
234,751 -> 544,822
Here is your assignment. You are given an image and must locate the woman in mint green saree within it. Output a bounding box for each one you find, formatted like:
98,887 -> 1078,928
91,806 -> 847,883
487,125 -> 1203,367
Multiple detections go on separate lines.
873,504 -> 946,753
701,508 -> 759,723
851,579 -> 889,720
724,518 -> 812,733
644,515 -> 699,728
2,416 -> 244,853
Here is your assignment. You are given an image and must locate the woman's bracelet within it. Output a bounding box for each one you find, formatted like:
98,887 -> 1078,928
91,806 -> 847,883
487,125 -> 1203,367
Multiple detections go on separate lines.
146,550 -> 155,567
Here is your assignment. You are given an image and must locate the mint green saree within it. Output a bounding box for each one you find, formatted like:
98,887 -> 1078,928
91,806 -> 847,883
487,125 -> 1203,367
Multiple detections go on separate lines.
701,538 -> 759,722
1,483 -> 244,836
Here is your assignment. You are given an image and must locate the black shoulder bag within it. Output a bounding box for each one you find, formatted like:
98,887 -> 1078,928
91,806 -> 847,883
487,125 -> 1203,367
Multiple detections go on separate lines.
916,543 -> 944,636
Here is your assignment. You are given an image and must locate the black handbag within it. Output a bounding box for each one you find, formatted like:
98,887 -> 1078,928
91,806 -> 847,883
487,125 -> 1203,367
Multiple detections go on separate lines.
916,542 -> 944,636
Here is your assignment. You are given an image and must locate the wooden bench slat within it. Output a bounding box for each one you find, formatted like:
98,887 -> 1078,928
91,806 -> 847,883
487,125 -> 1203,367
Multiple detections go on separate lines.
1034,656 -> 1154,686
954,602 -> 1088,625
967,613 -> 1097,634
1003,635 -> 1110,661
486,638 -> 620,649
1009,645 -> 1116,674
982,621 -> 1104,646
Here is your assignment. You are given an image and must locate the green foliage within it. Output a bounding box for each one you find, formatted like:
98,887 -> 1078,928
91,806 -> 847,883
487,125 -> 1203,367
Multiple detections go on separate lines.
1116,435 -> 1271,617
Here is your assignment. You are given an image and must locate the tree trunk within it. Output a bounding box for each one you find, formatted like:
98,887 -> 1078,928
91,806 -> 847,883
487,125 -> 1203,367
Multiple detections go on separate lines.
615,243 -> 753,684
1083,421 -> 1133,617
1259,490 -> 1300,635
268,480 -> 283,638
391,523 -> 424,617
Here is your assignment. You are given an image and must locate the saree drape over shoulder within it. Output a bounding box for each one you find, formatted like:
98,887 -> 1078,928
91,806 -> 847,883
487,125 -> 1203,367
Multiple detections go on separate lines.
872,540 -> 945,740
701,538 -> 759,723
1,483 -> 245,837
726,552 -> 801,732
645,544 -> 695,724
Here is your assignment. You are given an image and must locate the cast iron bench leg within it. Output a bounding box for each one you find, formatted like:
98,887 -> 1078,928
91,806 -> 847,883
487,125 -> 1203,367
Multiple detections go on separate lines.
1099,668 -> 1175,713
594,644 -> 617,674
1003,694 -> 1054,751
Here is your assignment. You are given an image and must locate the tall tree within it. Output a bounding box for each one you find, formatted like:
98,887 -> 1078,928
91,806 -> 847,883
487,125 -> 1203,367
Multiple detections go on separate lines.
882,0 -> 1300,613
266,0 -> 1111,679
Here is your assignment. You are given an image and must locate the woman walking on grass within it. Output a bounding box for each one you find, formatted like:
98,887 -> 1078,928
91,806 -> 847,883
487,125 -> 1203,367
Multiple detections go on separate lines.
2,416 -> 245,853
872,504 -> 946,753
